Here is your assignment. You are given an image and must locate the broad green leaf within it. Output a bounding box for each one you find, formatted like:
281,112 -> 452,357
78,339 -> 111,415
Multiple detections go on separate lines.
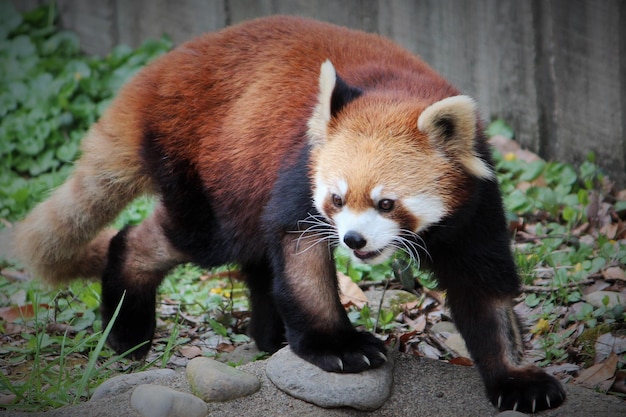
504,189 -> 532,213
7,35 -> 36,58
41,31 -> 80,56
518,160 -> 545,182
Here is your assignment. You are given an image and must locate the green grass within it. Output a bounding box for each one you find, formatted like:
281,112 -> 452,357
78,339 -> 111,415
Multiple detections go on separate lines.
1,1 -> 625,411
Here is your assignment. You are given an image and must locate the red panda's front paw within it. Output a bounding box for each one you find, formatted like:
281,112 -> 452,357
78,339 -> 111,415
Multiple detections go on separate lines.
487,366 -> 566,412
288,329 -> 387,373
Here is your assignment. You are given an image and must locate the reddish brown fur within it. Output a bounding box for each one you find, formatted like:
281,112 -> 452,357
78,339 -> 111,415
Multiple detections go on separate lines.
135,17 -> 460,237
282,235 -> 343,331
16,16 -> 463,284
14,119 -> 150,284
313,98 -> 472,220
119,204 -> 189,289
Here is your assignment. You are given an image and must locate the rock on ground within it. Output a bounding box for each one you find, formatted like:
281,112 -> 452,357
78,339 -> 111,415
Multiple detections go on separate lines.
186,356 -> 260,402
91,369 -> 176,401
266,346 -> 394,411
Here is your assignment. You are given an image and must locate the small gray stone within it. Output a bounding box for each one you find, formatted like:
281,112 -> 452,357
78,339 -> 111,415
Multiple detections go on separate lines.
91,369 -> 176,401
266,346 -> 393,411
130,384 -> 207,417
364,289 -> 418,317
186,356 -> 260,402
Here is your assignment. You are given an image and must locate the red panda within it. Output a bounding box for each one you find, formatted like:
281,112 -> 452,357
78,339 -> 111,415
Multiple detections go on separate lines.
14,16 -> 565,412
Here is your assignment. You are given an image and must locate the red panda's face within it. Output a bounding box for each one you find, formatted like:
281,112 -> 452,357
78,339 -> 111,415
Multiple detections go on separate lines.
311,119 -> 453,265
307,60 -> 493,265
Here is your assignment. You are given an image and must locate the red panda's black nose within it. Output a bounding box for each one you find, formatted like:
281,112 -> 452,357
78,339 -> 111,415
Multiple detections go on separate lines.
344,231 -> 367,250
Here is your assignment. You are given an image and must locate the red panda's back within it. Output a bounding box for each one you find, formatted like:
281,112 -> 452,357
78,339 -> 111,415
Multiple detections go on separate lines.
103,16 -> 457,237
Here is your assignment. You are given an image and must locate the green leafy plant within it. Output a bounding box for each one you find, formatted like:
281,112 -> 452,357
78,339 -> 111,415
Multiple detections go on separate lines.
0,1 -> 171,225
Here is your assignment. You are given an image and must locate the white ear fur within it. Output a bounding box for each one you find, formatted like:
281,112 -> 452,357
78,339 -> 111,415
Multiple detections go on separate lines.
418,95 -> 494,180
307,60 -> 336,147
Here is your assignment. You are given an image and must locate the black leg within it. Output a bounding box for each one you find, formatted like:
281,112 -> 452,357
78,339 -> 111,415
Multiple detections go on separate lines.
101,204 -> 188,359
242,261 -> 286,353
445,289 -> 565,412
101,226 -> 157,359
425,180 -> 566,412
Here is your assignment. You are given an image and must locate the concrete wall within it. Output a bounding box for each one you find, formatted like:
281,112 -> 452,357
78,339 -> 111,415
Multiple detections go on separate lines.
12,0 -> 626,186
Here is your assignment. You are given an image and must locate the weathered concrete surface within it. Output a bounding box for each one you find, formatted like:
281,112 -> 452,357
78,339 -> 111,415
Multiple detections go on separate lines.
10,0 -> 626,186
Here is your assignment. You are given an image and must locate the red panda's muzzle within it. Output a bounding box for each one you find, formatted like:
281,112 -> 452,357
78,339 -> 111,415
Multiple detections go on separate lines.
353,248 -> 383,261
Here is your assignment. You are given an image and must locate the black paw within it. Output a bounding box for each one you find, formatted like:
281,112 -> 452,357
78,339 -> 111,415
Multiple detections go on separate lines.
101,286 -> 157,360
487,366 -> 566,412
103,312 -> 155,360
289,328 -> 387,373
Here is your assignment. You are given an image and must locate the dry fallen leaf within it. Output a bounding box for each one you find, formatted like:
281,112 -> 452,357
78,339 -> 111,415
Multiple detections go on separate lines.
216,343 -> 236,353
574,351 -> 618,392
449,357 -> 473,367
603,266 -> 626,281
46,322 -> 74,334
403,314 -> 426,332
180,345 -> 203,359
338,271 -> 368,308
0,304 -> 48,323
595,332 -> 626,363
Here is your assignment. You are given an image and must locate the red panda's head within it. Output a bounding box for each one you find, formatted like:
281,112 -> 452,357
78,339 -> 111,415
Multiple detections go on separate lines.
308,60 -> 494,265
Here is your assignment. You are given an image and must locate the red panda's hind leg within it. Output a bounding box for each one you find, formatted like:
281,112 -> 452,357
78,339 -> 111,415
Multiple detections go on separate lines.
242,261 -> 286,353
101,203 -> 188,358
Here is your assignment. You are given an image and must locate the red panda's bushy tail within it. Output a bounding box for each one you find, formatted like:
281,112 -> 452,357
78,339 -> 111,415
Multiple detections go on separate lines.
13,119 -> 151,285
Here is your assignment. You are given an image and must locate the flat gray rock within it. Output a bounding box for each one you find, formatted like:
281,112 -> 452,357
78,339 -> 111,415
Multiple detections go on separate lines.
266,346 -> 394,411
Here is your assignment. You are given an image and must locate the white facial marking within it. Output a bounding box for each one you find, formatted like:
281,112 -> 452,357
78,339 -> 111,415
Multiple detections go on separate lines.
370,185 -> 384,202
337,179 -> 348,197
334,207 -> 399,264
403,195 -> 446,232
313,176 -> 349,217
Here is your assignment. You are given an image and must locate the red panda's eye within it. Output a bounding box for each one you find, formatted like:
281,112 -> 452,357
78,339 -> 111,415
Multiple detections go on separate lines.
332,194 -> 343,208
378,199 -> 395,212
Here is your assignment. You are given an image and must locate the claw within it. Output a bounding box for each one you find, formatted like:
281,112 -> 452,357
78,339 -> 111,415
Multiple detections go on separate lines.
379,351 -> 387,362
337,358 -> 344,371
532,398 -> 536,413
362,355 -> 370,366
513,401 -> 518,412
497,396 -> 502,409
546,394 -> 551,408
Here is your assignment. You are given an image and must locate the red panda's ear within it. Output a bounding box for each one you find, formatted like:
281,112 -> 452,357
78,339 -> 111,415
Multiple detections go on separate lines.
308,60 -> 361,148
417,96 -> 494,180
